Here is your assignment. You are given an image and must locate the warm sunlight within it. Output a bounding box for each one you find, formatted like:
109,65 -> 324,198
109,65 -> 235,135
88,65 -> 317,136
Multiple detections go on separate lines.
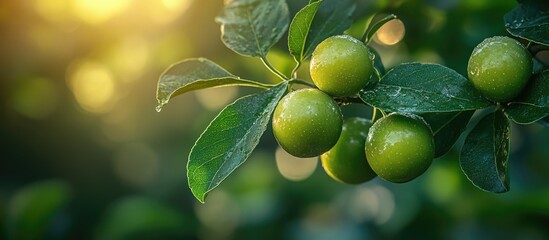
275,147 -> 318,181
67,60 -> 116,113
73,0 -> 131,24
148,0 -> 193,24
375,18 -> 406,45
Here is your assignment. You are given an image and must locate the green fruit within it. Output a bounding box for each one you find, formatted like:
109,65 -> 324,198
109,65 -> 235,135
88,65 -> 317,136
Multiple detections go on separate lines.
310,35 -> 373,97
365,113 -> 434,183
272,88 -> 343,158
321,117 -> 377,184
467,36 -> 532,102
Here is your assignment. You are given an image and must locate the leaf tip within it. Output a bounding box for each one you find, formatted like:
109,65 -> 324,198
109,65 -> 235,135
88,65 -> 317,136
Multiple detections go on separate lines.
156,98 -> 169,112
191,187 -> 207,204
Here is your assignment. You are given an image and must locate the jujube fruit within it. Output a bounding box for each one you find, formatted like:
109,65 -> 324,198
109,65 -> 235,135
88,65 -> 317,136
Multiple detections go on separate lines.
272,88 -> 343,158
310,35 -> 373,97
365,113 -> 435,183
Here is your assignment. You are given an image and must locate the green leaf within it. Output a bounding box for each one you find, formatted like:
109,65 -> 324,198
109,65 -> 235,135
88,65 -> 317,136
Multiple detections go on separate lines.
504,69 -> 549,124
421,110 -> 475,158
7,180 -> 71,240
539,116 -> 549,127
156,58 -> 270,111
504,2 -> 549,45
288,0 -> 323,63
370,47 -> 385,76
216,0 -> 290,57
460,110 -> 510,193
188,82 -> 288,203
95,197 -> 193,239
363,14 -> 397,43
290,0 -> 356,63
359,63 -> 492,113
364,47 -> 384,89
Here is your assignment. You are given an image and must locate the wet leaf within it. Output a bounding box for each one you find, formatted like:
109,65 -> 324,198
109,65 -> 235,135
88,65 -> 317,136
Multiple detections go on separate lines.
216,0 -> 290,57
504,2 -> 549,45
421,110 -> 474,157
288,0 -> 355,63
288,0 -> 323,63
359,63 -> 491,113
504,69 -> 549,124
156,58 -> 270,111
460,110 -> 510,193
188,82 -> 287,203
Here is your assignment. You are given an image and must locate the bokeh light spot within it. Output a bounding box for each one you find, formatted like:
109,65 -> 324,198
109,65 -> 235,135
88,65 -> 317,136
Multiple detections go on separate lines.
195,190 -> 240,237
425,163 -> 461,204
106,37 -> 150,81
73,0 -> 131,24
32,0 -> 71,22
67,59 -> 116,113
195,87 -> 238,111
147,0 -> 192,24
10,77 -> 59,119
275,147 -> 318,181
374,19 -> 405,46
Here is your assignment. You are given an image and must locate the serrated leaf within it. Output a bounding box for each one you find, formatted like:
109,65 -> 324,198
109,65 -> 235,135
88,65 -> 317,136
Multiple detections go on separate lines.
187,82 -> 287,203
216,0 -> 289,57
288,0 -> 323,63
504,2 -> 549,45
359,63 -> 492,113
421,110 -> 474,157
504,69 -> 549,124
460,110 -> 510,193
291,0 -> 356,62
156,58 -> 270,111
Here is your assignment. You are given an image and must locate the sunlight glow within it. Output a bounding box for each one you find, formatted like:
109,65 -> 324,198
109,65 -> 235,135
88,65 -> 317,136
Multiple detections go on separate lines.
195,190 -> 240,236
195,87 -> 238,111
106,37 -> 150,82
33,0 -> 71,22
147,0 -> 192,24
375,19 -> 405,46
74,0 -> 131,24
67,60 -> 116,113
275,147 -> 318,181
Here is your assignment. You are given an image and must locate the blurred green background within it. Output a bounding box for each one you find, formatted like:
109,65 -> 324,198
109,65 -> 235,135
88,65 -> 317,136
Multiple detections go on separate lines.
1,0 -> 549,239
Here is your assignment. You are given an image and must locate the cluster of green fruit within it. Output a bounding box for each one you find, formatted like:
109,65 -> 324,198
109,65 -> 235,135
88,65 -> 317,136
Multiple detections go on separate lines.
272,35 -> 532,185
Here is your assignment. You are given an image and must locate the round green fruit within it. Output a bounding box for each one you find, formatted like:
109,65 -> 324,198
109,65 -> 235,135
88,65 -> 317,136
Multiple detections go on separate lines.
272,88 -> 343,158
310,35 -> 373,97
467,36 -> 532,102
365,113 -> 434,183
321,117 -> 377,184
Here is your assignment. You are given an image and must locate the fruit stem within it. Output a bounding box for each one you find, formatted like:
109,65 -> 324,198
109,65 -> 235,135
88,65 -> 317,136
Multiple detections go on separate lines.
372,107 -> 377,122
291,62 -> 301,79
334,97 -> 366,106
261,56 -> 289,81
373,67 -> 382,82
289,79 -> 316,88
380,109 -> 387,117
